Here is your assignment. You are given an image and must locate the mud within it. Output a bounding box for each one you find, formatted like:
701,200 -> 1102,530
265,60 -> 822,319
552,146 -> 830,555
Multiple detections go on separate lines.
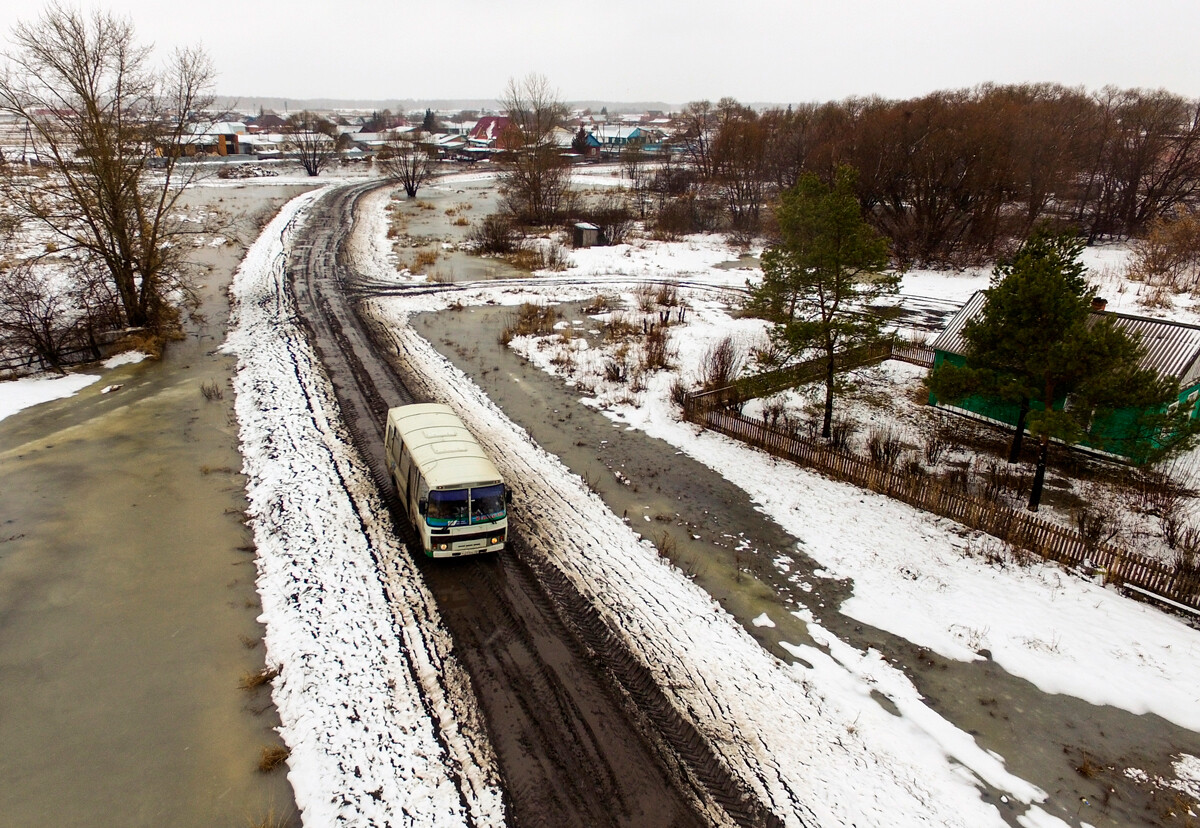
413,299 -> 1200,828
0,183 -> 312,827
296,182 -> 733,828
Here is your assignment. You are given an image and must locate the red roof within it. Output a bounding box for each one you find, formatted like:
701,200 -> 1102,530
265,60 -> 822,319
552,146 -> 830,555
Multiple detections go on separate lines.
468,116 -> 512,147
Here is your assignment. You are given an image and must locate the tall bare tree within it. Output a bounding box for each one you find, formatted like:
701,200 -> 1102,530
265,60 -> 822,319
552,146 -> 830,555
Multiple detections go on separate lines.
498,74 -> 572,225
378,130 -> 437,197
677,100 -> 717,180
0,4 -> 215,331
710,102 -> 770,234
283,110 -> 339,176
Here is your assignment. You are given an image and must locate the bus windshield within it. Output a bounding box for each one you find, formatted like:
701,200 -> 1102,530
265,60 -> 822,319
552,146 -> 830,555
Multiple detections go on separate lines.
470,484 -> 506,524
426,485 -> 507,527
427,489 -> 469,526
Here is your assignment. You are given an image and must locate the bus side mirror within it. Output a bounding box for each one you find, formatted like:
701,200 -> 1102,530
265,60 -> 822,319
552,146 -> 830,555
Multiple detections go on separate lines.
418,499 -> 427,515
505,490 -> 513,504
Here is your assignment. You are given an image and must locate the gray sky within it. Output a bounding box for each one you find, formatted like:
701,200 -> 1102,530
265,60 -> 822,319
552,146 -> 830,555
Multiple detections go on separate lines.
3,0 -> 1199,106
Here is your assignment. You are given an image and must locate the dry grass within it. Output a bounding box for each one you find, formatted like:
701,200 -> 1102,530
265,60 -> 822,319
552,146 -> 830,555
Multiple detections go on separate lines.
500,303 -> 559,344
200,465 -> 235,475
654,529 -> 677,557
258,744 -> 290,773
412,249 -> 439,270
238,666 -> 279,691
245,807 -> 293,828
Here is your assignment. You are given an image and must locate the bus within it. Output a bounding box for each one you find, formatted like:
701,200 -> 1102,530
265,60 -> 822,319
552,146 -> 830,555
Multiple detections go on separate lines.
384,403 -> 511,557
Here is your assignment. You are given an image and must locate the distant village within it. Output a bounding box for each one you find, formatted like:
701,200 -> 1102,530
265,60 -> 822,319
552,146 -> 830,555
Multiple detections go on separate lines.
0,105 -> 681,166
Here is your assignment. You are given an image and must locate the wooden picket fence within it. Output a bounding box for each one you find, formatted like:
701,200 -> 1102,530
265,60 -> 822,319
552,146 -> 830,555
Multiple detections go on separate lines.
0,327 -> 137,380
684,380 -> 1200,612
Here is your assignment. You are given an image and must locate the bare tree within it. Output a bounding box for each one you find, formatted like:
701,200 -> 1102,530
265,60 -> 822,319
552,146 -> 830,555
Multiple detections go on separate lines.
0,259 -> 118,371
677,100 -> 717,180
711,101 -> 770,234
0,4 -> 215,332
498,74 -> 573,225
0,261 -> 74,371
620,142 -> 651,217
378,130 -> 437,198
283,110 -> 339,176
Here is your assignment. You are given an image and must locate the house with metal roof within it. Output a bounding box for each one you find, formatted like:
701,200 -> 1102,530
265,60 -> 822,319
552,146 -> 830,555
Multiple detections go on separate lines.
928,291 -> 1200,460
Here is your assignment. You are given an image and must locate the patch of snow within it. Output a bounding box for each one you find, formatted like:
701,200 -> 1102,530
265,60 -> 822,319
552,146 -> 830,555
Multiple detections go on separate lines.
0,372 -> 99,422
1172,753 -> 1200,799
103,351 -> 148,369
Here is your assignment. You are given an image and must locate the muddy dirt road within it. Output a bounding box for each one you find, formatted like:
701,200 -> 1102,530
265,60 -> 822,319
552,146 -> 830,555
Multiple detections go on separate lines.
290,181 -> 779,828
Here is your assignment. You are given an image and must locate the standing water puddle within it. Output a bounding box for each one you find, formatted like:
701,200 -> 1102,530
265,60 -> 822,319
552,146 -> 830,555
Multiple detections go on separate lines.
0,184 -> 310,827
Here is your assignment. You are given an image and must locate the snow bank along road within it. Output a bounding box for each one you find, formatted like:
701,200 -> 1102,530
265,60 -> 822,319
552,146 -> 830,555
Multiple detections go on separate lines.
282,180 -> 774,827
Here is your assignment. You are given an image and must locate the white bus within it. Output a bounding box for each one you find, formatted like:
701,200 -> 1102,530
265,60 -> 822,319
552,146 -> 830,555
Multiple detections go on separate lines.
384,403 -> 511,557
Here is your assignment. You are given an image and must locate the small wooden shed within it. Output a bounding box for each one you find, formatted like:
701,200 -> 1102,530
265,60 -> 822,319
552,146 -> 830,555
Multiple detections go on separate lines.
573,222 -> 601,248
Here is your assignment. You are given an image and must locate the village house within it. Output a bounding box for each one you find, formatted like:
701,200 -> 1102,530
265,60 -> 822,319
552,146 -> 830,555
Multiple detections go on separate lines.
928,291 -> 1200,460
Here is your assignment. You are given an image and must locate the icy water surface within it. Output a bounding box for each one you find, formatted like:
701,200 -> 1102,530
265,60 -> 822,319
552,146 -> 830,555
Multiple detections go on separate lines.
0,184 -> 309,827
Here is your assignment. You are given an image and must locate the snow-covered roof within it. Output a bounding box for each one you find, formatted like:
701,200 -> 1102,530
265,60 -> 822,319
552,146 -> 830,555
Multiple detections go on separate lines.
187,121 -> 246,136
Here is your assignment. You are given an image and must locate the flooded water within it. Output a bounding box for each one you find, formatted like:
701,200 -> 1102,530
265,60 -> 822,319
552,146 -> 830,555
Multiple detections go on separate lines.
0,184 -> 311,827
412,299 -> 1200,828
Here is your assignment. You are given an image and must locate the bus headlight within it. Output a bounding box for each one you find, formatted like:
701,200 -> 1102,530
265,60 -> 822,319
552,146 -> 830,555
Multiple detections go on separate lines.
489,536 -> 500,545
437,543 -> 449,551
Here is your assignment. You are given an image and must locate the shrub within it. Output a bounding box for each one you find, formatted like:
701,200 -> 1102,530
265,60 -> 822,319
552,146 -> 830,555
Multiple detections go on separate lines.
640,325 -> 672,372
1127,210 -> 1200,294
867,427 -> 904,469
669,377 -> 689,410
468,213 -> 519,255
238,666 -> 279,691
828,417 -> 857,452
699,335 -> 743,391
922,425 -> 951,466
499,302 -> 558,345
582,292 -> 619,314
258,745 -> 290,773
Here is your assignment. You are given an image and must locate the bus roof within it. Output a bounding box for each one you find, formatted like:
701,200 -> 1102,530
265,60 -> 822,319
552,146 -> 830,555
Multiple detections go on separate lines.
387,403 -> 503,490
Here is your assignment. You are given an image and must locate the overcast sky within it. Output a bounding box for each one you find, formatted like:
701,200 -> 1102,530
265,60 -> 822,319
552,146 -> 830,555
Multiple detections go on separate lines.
2,1 -> 1198,107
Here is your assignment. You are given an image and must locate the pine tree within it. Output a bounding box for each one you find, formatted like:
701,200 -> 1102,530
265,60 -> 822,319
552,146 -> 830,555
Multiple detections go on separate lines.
748,166 -> 894,438
928,229 -> 1198,510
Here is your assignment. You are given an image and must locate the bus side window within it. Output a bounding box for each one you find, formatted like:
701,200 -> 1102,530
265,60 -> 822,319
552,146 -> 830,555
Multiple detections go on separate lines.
398,449 -> 410,495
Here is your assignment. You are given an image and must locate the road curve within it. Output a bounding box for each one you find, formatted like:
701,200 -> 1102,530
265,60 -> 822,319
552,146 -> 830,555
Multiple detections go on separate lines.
288,181 -> 784,828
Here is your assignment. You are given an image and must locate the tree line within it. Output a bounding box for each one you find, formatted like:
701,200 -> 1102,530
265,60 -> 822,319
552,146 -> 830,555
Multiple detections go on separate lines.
660,86 -> 1200,265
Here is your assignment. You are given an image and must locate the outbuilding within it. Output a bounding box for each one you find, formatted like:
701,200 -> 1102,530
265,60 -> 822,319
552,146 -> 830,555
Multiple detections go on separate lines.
572,222 -> 601,248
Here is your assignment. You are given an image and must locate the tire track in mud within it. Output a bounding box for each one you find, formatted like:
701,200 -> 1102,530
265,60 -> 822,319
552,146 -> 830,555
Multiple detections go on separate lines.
289,182 -> 786,827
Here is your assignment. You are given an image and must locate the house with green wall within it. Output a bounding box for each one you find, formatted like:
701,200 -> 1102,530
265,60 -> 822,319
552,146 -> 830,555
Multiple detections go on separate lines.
928,291 -> 1200,461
